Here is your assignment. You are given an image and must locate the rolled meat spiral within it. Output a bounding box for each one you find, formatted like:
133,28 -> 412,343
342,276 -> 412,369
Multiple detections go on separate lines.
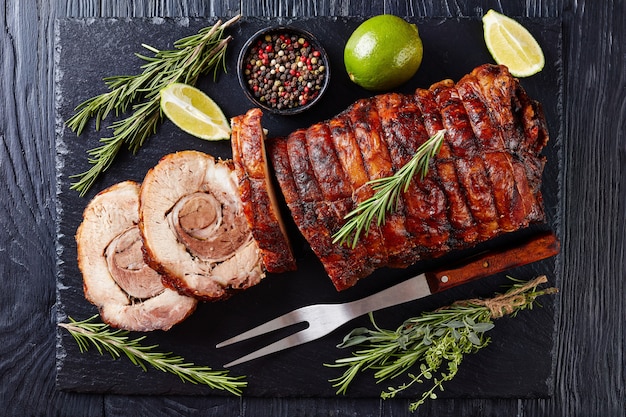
139,151 -> 265,301
76,181 -> 197,331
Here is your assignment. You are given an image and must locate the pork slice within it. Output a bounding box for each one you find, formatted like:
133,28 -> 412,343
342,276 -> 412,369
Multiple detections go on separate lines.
76,181 -> 196,331
139,151 -> 264,301
231,108 -> 297,273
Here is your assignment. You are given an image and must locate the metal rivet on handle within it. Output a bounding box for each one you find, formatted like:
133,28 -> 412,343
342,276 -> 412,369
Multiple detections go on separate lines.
441,275 -> 449,283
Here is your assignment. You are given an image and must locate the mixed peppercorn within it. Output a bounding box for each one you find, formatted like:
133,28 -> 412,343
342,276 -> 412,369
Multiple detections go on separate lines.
242,31 -> 327,112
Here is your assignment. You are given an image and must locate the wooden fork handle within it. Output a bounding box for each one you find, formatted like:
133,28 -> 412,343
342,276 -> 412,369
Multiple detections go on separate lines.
425,231 -> 560,294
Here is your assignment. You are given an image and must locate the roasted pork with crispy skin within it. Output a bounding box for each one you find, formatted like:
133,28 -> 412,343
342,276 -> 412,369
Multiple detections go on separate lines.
268,64 -> 549,290
231,108 -> 297,273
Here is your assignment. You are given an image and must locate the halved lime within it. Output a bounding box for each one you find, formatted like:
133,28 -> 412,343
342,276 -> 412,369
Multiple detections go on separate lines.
344,15 -> 423,91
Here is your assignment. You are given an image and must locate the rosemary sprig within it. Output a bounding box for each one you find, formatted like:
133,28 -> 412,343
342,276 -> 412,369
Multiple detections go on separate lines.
58,315 -> 247,396
67,15 -> 241,196
332,129 -> 446,248
327,276 -> 558,411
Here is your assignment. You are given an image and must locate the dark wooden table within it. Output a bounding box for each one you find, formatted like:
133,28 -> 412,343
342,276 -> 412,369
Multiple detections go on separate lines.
1,1 -> 624,416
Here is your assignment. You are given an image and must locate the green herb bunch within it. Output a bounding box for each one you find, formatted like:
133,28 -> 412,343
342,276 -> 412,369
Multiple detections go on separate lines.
59,315 -> 247,395
327,276 -> 557,411
66,15 -> 240,196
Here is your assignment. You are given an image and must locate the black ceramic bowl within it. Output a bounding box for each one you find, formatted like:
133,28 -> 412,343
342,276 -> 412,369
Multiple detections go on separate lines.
237,26 -> 331,116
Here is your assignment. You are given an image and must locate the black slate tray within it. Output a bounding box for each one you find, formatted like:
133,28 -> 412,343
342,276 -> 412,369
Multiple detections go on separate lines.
55,16 -> 563,398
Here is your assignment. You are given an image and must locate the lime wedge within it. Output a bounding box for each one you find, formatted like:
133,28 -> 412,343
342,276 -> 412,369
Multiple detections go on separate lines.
160,83 -> 231,140
482,9 -> 545,77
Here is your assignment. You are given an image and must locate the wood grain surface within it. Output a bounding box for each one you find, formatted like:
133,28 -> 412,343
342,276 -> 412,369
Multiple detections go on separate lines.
1,1 -> 624,417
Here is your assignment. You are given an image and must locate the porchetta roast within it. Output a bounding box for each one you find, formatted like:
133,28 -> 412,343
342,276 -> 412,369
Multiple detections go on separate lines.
76,63 -> 549,330
240,63 -> 549,290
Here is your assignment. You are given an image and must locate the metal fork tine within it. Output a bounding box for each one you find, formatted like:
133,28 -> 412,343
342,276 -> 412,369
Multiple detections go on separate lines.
223,326 -> 319,367
215,307 -> 307,348
215,233 -> 560,367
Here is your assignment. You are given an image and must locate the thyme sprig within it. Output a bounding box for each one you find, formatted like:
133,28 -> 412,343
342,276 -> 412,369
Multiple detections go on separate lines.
67,15 -> 241,196
327,276 -> 558,411
332,129 -> 446,248
59,315 -> 247,395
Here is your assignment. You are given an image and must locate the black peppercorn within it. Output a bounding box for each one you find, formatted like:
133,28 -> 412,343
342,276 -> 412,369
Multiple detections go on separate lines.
243,29 -> 328,112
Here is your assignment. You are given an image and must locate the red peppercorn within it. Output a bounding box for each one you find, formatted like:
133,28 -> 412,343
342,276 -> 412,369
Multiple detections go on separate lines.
243,30 -> 327,112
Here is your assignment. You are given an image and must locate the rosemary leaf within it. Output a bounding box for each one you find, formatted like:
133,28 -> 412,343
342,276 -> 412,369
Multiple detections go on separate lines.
332,129 -> 446,248
66,15 -> 240,196
327,276 -> 558,411
59,315 -> 247,396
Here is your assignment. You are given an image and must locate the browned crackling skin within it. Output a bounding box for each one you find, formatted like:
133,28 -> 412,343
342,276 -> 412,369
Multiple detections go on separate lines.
267,64 -> 548,291
374,92 -> 433,264
287,130 -> 368,288
326,114 -> 386,273
268,136 -> 374,290
430,80 -> 501,240
231,109 -> 297,273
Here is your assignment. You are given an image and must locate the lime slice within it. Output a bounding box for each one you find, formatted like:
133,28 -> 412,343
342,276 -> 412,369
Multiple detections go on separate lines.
482,9 -> 545,78
160,83 -> 231,140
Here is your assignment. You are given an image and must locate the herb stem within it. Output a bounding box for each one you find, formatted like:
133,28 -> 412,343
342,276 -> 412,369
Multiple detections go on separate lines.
327,276 -> 558,411
59,315 -> 247,395
67,15 -> 240,196
332,129 -> 446,248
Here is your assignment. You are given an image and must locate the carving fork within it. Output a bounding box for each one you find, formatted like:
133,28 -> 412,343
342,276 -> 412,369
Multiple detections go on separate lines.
216,231 -> 560,367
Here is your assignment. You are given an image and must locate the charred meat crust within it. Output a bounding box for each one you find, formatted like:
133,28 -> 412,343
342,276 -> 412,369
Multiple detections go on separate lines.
231,108 -> 298,273
269,64 -> 549,291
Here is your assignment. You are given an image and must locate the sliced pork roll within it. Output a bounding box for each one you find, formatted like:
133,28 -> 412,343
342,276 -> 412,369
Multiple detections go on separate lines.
76,181 -> 197,331
231,108 -> 297,273
267,64 -> 549,290
138,151 -> 265,301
